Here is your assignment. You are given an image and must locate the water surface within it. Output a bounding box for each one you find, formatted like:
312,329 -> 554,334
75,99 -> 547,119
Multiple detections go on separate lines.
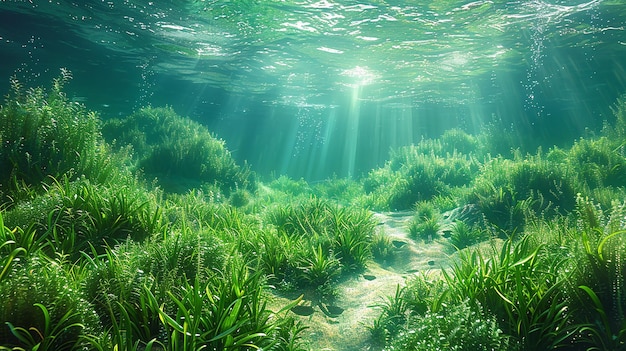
1,0 -> 625,179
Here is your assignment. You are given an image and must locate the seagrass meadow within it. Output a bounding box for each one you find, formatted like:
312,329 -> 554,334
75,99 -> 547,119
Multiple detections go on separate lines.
0,71 -> 625,351
2,1 -> 626,351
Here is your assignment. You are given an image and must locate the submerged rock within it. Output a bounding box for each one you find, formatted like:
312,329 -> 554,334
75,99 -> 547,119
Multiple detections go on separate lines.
363,274 -> 376,281
291,305 -> 315,316
392,240 -> 407,248
320,304 -> 344,318
442,204 -> 481,225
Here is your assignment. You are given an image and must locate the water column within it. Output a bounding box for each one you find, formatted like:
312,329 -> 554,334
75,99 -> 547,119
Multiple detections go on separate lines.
340,66 -> 375,178
344,83 -> 362,178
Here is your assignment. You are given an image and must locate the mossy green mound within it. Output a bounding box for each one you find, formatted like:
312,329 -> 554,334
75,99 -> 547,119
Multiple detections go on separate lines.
103,106 -> 255,195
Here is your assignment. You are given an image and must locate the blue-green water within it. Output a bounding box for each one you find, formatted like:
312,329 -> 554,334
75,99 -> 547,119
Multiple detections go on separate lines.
1,0 -> 625,180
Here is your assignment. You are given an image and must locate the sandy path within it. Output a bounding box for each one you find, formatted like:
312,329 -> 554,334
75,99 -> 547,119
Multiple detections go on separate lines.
283,211 -> 451,351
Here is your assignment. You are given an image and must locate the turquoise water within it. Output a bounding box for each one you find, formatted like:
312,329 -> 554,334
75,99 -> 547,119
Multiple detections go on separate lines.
1,0 -> 625,179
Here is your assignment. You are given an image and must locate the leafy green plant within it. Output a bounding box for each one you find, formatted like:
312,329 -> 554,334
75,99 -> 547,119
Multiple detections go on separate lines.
296,244 -> 342,289
477,118 -> 525,157
103,106 -> 255,195
387,299 -> 512,351
262,175 -> 313,204
442,236 -> 575,350
362,145 -> 478,211
228,187 -> 250,207
262,196 -> 374,294
5,304 -> 87,351
84,223 -> 229,344
408,202 -> 440,235
401,272 -> 448,315
568,137 -> 626,189
165,190 -> 255,235
146,263 -> 306,351
312,176 -> 364,205
255,229 -> 294,285
368,285 -> 410,346
468,154 -> 578,232
371,229 -> 396,264
329,207 -> 374,273
409,208 -> 441,243
265,197 -> 332,238
448,220 -> 488,250
0,213 -> 37,281
3,176 -> 163,259
567,199 -> 626,349
440,128 -> 479,155
0,71 -> 128,207
576,285 -> 626,351
602,93 -> 626,142
369,273 -> 448,348
0,254 -> 100,350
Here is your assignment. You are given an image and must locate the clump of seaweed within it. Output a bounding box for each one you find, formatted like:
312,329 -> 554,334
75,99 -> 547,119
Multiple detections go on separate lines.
103,106 -> 255,196
0,69 -> 126,206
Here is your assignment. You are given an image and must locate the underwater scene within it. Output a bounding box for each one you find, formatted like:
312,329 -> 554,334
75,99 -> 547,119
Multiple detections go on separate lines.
1,0 -> 626,350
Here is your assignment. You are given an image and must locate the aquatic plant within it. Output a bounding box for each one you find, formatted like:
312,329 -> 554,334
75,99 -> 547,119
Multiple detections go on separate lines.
260,196 -> 374,298
368,285 -> 410,347
267,175 -> 313,197
363,145 -> 478,210
409,215 -> 441,243
82,243 -> 159,344
567,137 -> 626,189
0,253 -> 100,350
468,154 -> 578,232
265,197 -> 325,238
296,244 -> 342,291
370,228 -> 396,264
477,118 -> 526,157
83,221 -> 229,338
0,72 -> 125,207
447,220 -> 488,250
312,175 -> 364,205
413,201 -> 437,221
228,187 -> 250,207
103,106 -> 255,195
369,273 -> 449,349
442,236 -> 575,350
328,206 -> 374,273
386,299 -> 511,351
145,262 -> 306,351
567,197 -> 626,350
603,93 -> 626,141
408,203 -> 442,242
255,229 -> 294,286
401,273 -> 448,316
440,128 -> 480,155
588,185 -> 626,212
2,176 -> 163,260
164,189 -> 256,235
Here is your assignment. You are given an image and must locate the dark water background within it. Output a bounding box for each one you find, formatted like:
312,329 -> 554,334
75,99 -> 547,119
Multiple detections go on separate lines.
1,0 -> 625,180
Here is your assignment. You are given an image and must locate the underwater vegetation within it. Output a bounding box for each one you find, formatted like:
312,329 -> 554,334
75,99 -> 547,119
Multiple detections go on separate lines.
102,106 -> 255,196
364,98 -> 626,350
261,196 -> 376,300
1,73 -> 626,351
0,74 -> 307,351
0,70 -> 127,207
369,198 -> 626,351
362,142 -> 479,211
